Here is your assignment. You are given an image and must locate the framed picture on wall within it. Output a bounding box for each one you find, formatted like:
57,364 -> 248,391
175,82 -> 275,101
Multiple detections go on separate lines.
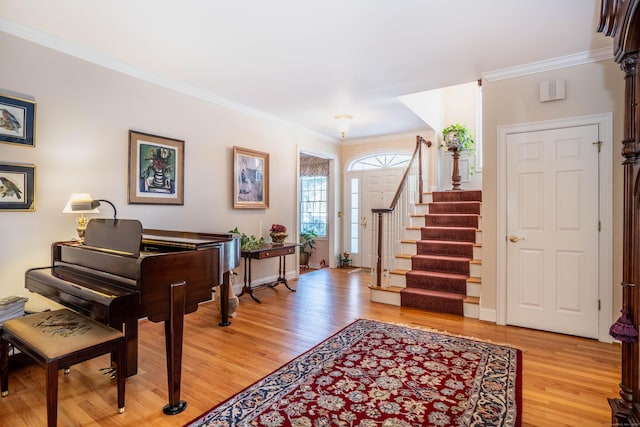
0,163 -> 35,211
128,130 -> 184,205
233,146 -> 269,209
0,94 -> 36,147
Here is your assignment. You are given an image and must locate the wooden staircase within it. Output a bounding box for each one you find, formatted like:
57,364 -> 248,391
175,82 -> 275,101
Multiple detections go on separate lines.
370,190 -> 482,318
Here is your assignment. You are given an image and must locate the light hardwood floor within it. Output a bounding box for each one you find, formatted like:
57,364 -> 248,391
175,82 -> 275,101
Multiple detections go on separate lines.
0,268 -> 620,426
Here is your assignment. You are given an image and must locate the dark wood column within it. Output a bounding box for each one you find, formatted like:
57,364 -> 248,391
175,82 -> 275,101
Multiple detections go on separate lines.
598,1 -> 640,423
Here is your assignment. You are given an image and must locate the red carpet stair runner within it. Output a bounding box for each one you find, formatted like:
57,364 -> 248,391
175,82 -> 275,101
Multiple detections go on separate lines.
401,190 -> 481,315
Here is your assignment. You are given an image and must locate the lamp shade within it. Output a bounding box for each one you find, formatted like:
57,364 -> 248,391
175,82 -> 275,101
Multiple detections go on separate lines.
334,114 -> 353,138
62,193 -> 100,214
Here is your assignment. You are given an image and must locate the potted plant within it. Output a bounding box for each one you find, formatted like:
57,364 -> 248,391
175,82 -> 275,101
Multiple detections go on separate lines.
299,229 -> 317,267
442,123 -> 475,152
229,226 -> 265,251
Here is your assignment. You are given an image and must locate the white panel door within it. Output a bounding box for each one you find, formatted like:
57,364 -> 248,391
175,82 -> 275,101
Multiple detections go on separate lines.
506,124 -> 599,338
357,168 -> 403,269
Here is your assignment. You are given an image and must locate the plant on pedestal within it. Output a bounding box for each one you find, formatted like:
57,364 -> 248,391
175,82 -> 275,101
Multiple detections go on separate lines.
442,124 -> 475,190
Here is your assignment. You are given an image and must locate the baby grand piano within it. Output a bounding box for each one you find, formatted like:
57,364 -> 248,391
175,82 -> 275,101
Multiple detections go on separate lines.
24,218 -> 240,415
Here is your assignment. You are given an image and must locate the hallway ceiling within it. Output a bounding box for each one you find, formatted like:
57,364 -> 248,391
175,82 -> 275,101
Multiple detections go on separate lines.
1,0 -> 611,141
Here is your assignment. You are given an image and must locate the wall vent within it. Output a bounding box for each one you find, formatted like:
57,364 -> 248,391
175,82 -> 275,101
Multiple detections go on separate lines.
539,79 -> 566,102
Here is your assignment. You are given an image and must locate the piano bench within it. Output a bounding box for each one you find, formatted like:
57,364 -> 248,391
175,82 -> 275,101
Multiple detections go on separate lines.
0,308 -> 126,427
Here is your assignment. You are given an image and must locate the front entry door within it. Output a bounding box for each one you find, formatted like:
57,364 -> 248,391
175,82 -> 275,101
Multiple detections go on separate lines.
506,124 -> 600,338
346,168 -> 403,268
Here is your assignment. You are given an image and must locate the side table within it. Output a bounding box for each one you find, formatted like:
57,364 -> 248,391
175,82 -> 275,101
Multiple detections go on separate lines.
238,243 -> 298,303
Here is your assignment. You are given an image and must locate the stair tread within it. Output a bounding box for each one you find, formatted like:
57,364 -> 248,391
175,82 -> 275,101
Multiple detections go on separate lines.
412,254 -> 472,261
421,225 -> 477,230
418,239 -> 473,245
426,213 -> 479,217
464,296 -> 480,304
369,285 -> 404,293
406,270 -> 468,280
400,288 -> 465,299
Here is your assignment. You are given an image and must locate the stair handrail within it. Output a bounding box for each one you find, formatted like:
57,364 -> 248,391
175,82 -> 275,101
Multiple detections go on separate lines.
372,136 -> 432,287
389,136 -> 432,209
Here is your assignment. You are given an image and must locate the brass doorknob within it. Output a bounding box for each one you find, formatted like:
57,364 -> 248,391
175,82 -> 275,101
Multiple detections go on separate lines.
509,235 -> 524,243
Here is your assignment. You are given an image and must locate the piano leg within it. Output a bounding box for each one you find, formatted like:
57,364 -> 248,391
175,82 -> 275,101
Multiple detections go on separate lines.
124,319 -> 138,377
109,319 -> 139,377
219,271 -> 231,326
163,281 -> 187,415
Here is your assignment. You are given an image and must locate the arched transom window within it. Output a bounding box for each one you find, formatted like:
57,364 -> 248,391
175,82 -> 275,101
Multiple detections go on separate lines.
348,153 -> 411,171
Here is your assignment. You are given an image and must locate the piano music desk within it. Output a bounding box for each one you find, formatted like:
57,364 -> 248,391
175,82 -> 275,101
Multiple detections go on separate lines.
239,243 -> 298,303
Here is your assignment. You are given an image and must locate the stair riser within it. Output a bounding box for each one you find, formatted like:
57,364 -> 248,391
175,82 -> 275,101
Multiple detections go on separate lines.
412,256 -> 470,275
473,245 -> 481,259
400,241 -> 481,258
416,241 -> 473,257
389,272 -> 406,287
414,205 -> 429,215
432,190 -> 482,203
428,202 -> 481,215
401,241 -> 416,254
464,301 -> 480,318
421,228 -> 476,242
370,288 -> 401,306
470,263 -> 481,277
396,257 -> 412,271
424,215 -> 479,228
405,273 -> 466,294
467,281 -> 481,297
410,215 -> 425,228
400,291 -> 464,316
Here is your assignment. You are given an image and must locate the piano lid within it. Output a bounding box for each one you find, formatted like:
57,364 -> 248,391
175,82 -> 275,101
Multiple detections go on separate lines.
84,219 -> 143,256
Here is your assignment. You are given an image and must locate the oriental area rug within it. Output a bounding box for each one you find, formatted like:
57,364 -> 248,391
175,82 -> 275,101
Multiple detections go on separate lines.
186,319 -> 522,427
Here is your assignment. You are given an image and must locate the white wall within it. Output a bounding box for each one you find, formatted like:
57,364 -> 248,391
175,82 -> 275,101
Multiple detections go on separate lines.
0,33 -> 338,309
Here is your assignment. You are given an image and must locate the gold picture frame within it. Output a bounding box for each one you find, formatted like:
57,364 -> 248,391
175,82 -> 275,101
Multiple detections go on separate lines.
0,93 -> 36,147
128,130 -> 184,205
0,162 -> 35,211
233,146 -> 269,209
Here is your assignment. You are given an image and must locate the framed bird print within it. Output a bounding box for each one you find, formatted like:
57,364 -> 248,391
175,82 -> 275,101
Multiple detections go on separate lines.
233,146 -> 269,209
0,94 -> 36,147
128,130 -> 184,205
0,163 -> 35,211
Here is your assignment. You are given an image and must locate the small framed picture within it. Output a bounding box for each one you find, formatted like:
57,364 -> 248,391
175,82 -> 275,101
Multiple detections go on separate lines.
0,94 -> 36,147
233,146 -> 269,209
128,130 -> 184,205
0,163 -> 35,211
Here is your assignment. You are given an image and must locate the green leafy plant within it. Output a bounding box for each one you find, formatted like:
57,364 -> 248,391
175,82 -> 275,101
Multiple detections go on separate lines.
442,123 -> 475,152
229,226 -> 265,251
299,229 -> 317,255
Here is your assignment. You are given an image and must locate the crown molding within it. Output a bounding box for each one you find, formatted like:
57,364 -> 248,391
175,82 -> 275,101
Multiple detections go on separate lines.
0,18 -> 334,142
342,130 -> 434,146
482,47 -> 613,82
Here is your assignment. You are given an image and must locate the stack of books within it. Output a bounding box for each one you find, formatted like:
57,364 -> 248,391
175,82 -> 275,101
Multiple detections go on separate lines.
0,295 -> 28,327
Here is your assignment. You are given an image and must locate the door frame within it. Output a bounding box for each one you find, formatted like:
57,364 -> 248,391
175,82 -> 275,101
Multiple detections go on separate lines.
297,148 -> 338,270
496,113 -> 613,342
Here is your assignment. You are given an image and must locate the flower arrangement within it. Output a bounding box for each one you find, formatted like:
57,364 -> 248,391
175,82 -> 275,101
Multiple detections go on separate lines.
269,224 -> 288,244
269,224 -> 287,234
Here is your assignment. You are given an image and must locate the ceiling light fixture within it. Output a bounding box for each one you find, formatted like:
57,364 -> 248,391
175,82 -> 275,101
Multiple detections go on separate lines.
334,114 -> 353,139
